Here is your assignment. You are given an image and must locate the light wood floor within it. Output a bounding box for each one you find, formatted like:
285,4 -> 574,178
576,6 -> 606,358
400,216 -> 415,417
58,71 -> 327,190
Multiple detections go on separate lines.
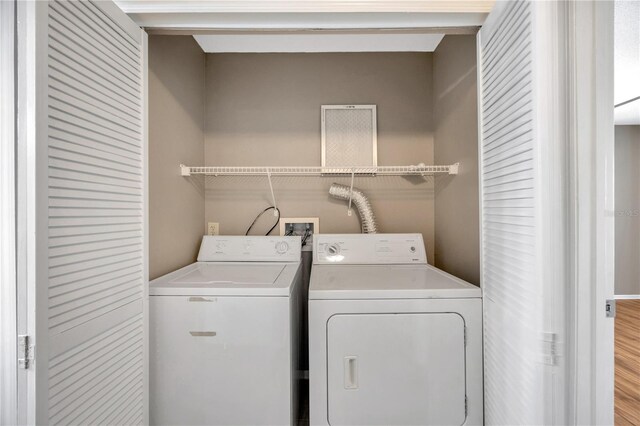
616,299 -> 640,425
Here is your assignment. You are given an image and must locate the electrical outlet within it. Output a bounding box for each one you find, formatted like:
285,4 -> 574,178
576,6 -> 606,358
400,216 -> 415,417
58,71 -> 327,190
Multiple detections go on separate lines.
208,222 -> 219,236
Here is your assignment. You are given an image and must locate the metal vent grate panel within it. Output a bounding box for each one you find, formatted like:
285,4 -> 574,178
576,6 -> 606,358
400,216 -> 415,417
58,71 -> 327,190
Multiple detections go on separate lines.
322,105 -> 377,168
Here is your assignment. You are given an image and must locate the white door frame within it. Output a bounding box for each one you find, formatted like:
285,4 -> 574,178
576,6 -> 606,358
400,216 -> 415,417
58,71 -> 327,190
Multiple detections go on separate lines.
0,0 -> 18,424
477,0 -> 615,423
566,1 -> 615,424
15,1 -> 47,424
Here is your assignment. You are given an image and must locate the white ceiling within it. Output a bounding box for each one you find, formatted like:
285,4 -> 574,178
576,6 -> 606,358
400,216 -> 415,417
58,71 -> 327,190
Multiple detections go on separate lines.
123,13 -> 487,30
115,1 -> 489,55
615,0 -> 640,125
115,1 -> 494,14
193,33 -> 445,53
114,1 -> 492,30
615,99 -> 640,125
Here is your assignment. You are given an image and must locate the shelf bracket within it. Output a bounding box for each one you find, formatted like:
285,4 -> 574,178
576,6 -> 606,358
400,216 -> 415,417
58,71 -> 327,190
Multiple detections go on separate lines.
347,169 -> 355,217
180,164 -> 191,176
266,168 -> 278,216
449,163 -> 460,175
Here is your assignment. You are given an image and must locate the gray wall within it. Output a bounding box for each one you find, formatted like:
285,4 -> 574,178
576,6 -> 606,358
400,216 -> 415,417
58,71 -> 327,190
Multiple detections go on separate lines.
433,36 -> 480,285
203,53 -> 436,261
149,36 -> 205,280
615,125 -> 640,295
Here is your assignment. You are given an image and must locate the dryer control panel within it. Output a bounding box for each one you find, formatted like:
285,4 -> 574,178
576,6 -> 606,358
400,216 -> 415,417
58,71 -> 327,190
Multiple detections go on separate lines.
198,236 -> 301,262
314,234 -> 427,265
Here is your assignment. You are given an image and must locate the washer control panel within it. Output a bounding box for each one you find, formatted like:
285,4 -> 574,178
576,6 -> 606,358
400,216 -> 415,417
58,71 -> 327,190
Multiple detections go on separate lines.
314,234 -> 427,265
198,236 -> 301,262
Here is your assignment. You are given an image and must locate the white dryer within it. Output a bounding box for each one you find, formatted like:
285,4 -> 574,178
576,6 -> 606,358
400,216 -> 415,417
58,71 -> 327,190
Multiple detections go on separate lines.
150,236 -> 303,426
309,234 -> 482,426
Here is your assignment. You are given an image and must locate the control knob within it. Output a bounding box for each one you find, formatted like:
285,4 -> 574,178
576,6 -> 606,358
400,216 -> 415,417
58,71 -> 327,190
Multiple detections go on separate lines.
327,244 -> 341,255
275,241 -> 289,254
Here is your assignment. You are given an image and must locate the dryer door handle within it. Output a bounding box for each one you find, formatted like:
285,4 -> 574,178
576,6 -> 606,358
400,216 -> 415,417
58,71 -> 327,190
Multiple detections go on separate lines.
344,356 -> 358,389
189,331 -> 217,337
188,296 -> 215,302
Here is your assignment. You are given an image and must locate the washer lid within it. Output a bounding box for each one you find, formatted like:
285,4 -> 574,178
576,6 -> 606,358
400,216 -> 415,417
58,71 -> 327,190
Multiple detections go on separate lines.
150,262 -> 300,296
309,264 -> 480,299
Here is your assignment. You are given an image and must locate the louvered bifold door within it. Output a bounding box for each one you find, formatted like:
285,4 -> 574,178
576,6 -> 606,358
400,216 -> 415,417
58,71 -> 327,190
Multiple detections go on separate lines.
39,1 -> 146,424
479,1 -> 566,425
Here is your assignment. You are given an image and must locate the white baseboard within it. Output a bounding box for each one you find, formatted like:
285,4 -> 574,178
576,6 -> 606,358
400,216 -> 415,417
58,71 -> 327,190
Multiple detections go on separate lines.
614,294 -> 640,300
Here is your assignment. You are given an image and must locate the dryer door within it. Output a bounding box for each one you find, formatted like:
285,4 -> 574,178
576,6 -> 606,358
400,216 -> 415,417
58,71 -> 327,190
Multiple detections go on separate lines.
326,313 -> 466,425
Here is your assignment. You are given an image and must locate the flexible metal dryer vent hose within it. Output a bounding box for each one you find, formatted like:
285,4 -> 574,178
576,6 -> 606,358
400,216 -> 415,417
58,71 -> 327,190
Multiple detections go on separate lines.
328,183 -> 378,234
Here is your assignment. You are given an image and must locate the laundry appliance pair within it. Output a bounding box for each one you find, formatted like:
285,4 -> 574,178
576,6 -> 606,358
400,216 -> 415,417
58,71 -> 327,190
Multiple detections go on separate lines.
149,234 -> 482,425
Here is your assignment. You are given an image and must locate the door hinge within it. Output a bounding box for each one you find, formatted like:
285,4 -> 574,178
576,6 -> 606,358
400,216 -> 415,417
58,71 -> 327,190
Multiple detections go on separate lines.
464,326 -> 467,347
18,335 -> 32,369
606,299 -> 616,318
465,395 -> 468,417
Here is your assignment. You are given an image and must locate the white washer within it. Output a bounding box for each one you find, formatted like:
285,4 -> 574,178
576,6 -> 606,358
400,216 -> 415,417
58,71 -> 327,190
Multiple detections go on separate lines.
309,234 -> 482,426
150,236 -> 303,426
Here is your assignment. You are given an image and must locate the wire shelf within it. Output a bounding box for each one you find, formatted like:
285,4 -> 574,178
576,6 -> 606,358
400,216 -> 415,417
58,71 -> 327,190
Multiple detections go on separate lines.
180,163 -> 459,177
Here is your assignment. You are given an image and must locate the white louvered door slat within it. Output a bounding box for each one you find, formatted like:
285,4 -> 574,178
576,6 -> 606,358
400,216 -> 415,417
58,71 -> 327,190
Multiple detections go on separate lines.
42,1 -> 146,424
479,1 -> 543,425
480,1 -> 570,425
